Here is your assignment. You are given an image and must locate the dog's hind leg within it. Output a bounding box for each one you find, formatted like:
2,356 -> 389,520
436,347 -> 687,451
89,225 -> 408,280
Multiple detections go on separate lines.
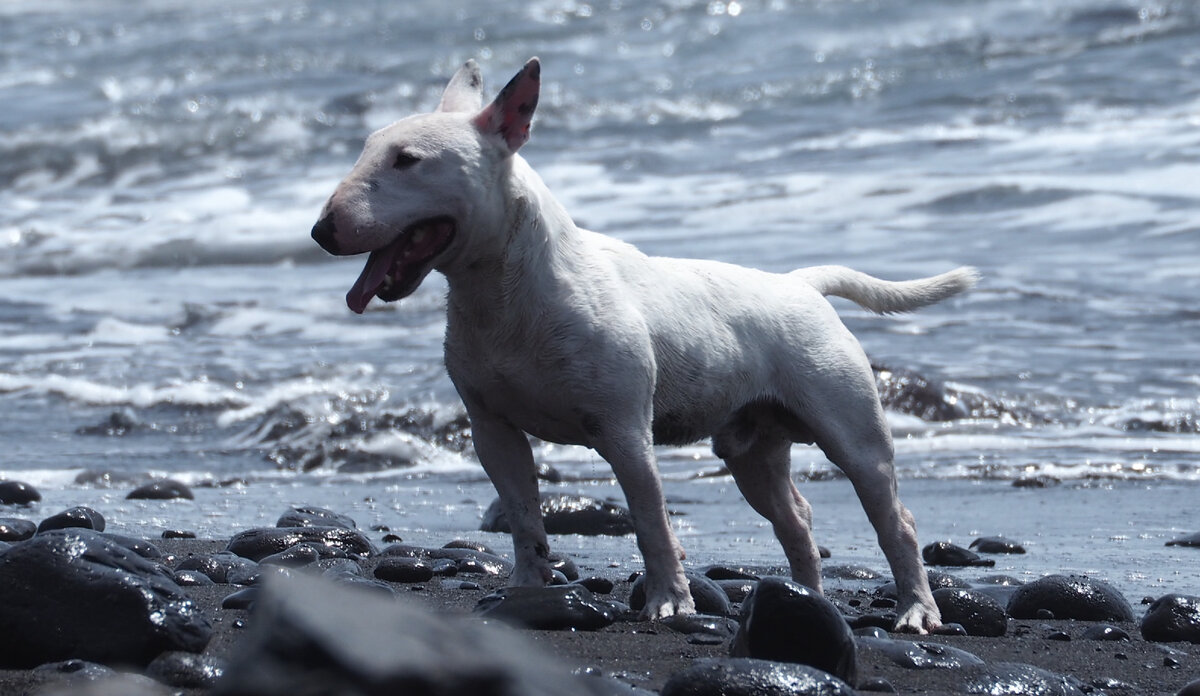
593,434 -> 694,619
468,413 -> 554,587
723,433 -> 824,592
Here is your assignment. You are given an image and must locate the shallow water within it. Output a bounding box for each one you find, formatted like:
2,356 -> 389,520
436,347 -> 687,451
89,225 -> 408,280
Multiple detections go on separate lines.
2,1 -> 1199,594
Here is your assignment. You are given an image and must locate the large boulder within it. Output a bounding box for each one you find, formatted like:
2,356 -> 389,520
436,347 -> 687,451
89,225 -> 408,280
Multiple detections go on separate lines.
0,529 -> 211,668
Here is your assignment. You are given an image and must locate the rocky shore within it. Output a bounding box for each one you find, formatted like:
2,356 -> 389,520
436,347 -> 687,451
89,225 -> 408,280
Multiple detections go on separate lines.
1,483 -> 1199,695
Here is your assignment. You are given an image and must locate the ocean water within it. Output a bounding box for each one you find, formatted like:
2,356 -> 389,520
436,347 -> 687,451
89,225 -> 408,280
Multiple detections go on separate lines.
2,1 -> 1198,597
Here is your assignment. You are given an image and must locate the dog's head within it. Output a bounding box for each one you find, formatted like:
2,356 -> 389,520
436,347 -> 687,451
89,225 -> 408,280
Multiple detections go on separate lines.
312,58 -> 541,313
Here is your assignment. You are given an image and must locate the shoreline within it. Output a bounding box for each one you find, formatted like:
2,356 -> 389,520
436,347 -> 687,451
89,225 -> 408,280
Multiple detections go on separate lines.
0,533 -> 1197,695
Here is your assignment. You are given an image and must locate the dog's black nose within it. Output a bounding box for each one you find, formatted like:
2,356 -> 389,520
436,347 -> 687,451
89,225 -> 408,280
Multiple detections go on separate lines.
311,213 -> 341,254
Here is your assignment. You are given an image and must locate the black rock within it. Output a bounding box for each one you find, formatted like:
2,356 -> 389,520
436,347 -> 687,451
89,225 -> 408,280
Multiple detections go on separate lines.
102,533 -> 162,560
969,536 -> 1026,554
379,544 -> 514,577
37,505 -> 106,533
702,565 -> 759,581
442,539 -> 495,554
174,569 -> 216,587
1140,594 -> 1200,644
922,541 -> 995,567
961,661 -> 1086,695
0,517 -> 36,541
663,613 -> 739,639
211,572 -> 637,696
857,636 -> 985,669
576,576 -> 615,594
0,529 -> 211,668
146,651 -> 226,688
222,587 -> 259,610
480,492 -> 634,536
226,526 -> 374,561
475,584 -> 621,630
1167,531 -> 1200,548
1006,574 -> 1135,622
661,657 -> 858,696
127,479 -> 194,501
175,551 -> 259,584
1081,624 -> 1130,641
373,557 -> 435,583
630,571 -> 732,616
876,570 -> 969,599
275,506 -> 357,530
0,480 -> 41,505
548,551 -> 580,581
730,577 -> 856,685
932,588 -> 1008,637
162,529 -> 197,539
1178,678 -> 1200,696
823,564 -> 882,580
715,578 -> 757,604
258,544 -> 323,568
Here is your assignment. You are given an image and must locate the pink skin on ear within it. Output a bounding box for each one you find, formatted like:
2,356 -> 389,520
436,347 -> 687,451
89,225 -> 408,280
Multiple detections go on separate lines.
473,57 -> 540,153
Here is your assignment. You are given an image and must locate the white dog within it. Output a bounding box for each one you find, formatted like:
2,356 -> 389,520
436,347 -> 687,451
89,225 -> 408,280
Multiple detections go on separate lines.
312,58 -> 976,633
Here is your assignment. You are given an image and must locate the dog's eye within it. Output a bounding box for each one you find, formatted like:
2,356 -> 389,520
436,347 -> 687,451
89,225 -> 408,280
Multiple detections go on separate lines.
393,152 -> 420,170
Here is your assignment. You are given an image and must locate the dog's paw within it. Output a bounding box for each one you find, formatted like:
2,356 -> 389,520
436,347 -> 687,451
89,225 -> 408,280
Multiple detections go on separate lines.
639,578 -> 697,620
893,601 -> 942,635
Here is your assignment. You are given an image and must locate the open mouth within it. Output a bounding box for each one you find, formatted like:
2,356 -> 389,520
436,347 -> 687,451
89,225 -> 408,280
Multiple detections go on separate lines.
346,217 -> 455,314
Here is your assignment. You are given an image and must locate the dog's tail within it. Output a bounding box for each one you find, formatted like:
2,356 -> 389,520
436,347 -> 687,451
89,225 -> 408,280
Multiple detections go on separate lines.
791,265 -> 979,314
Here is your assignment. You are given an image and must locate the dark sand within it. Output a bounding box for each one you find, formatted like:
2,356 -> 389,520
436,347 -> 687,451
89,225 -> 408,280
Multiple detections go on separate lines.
0,537 -> 1196,695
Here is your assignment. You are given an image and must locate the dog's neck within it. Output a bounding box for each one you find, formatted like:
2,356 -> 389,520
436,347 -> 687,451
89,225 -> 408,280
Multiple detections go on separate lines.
442,156 -> 583,326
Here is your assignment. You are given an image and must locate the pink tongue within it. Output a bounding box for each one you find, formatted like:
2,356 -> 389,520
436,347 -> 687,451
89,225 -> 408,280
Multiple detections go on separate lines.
346,243 -> 401,314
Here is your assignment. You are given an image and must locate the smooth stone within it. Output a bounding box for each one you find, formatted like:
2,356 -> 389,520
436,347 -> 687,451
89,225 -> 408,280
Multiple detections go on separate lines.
1178,678 -> 1200,696
975,574 -> 1024,585
161,529 -> 196,539
630,571 -> 732,616
373,557 -> 435,583
102,533 -> 162,560
969,536 -> 1026,554
442,539 -> 495,554
1167,531 -> 1200,548
174,569 -> 216,586
127,479 -> 194,501
317,558 -> 363,576
378,544 -> 515,576
1141,594 -> 1200,644
661,657 -> 858,696
575,576 -> 615,594
932,588 -> 1008,637
730,577 -> 856,685
37,506 -> 106,533
823,564 -> 882,580
1007,574 -> 1135,622
548,551 -> 580,581
0,517 -> 36,541
325,571 -> 395,597
474,584 -> 620,630
0,480 -> 41,505
35,671 -> 170,696
1081,624 -> 1131,641
922,541 -> 995,567
960,661 -> 1086,695
258,543 -> 323,568
226,526 -> 374,561
275,506 -> 357,530
857,636 -> 985,669
715,578 -> 757,603
211,571 -> 638,696
0,529 -> 211,668
663,613 -> 738,639
33,658 -> 115,681
222,587 -> 259,610
702,565 -> 759,581
480,492 -> 634,536
175,551 -> 259,584
145,651 -> 226,688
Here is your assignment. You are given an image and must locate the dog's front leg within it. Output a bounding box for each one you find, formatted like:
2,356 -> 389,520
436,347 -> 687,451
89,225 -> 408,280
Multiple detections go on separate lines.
595,435 -> 695,619
469,413 -> 554,586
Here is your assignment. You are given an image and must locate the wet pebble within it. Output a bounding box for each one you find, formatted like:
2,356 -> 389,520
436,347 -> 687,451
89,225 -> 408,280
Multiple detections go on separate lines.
932,588 -> 1008,637
922,541 -> 995,567
127,479 -> 194,501
663,613 -> 738,639
857,636 -> 985,669
0,480 -> 41,505
226,526 -> 374,561
714,578 -> 757,604
575,576 -> 615,594
661,657 -> 858,696
877,569 -> 969,599
0,517 -> 36,541
222,587 -> 259,610
1166,531 -> 1200,548
474,584 -> 621,630
823,564 -> 882,580
730,577 -> 857,685
480,492 -> 634,536
145,651 -> 226,688
630,571 -> 731,616
0,529 -> 211,668
1140,594 -> 1200,644
970,536 -> 1026,554
38,506 -> 106,533
175,551 -> 259,584
1007,574 -> 1135,622
1081,624 -> 1131,641
161,529 -> 196,539
275,506 -> 357,530
373,556 -> 435,583
961,661 -> 1086,695
702,565 -> 759,581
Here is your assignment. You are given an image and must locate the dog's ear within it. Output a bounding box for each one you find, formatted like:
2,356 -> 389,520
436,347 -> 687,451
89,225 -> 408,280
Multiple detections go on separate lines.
437,60 -> 484,113
472,57 -> 540,154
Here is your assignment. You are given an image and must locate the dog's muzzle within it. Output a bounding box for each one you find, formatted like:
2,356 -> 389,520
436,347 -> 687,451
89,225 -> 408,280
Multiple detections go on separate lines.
311,213 -> 341,255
